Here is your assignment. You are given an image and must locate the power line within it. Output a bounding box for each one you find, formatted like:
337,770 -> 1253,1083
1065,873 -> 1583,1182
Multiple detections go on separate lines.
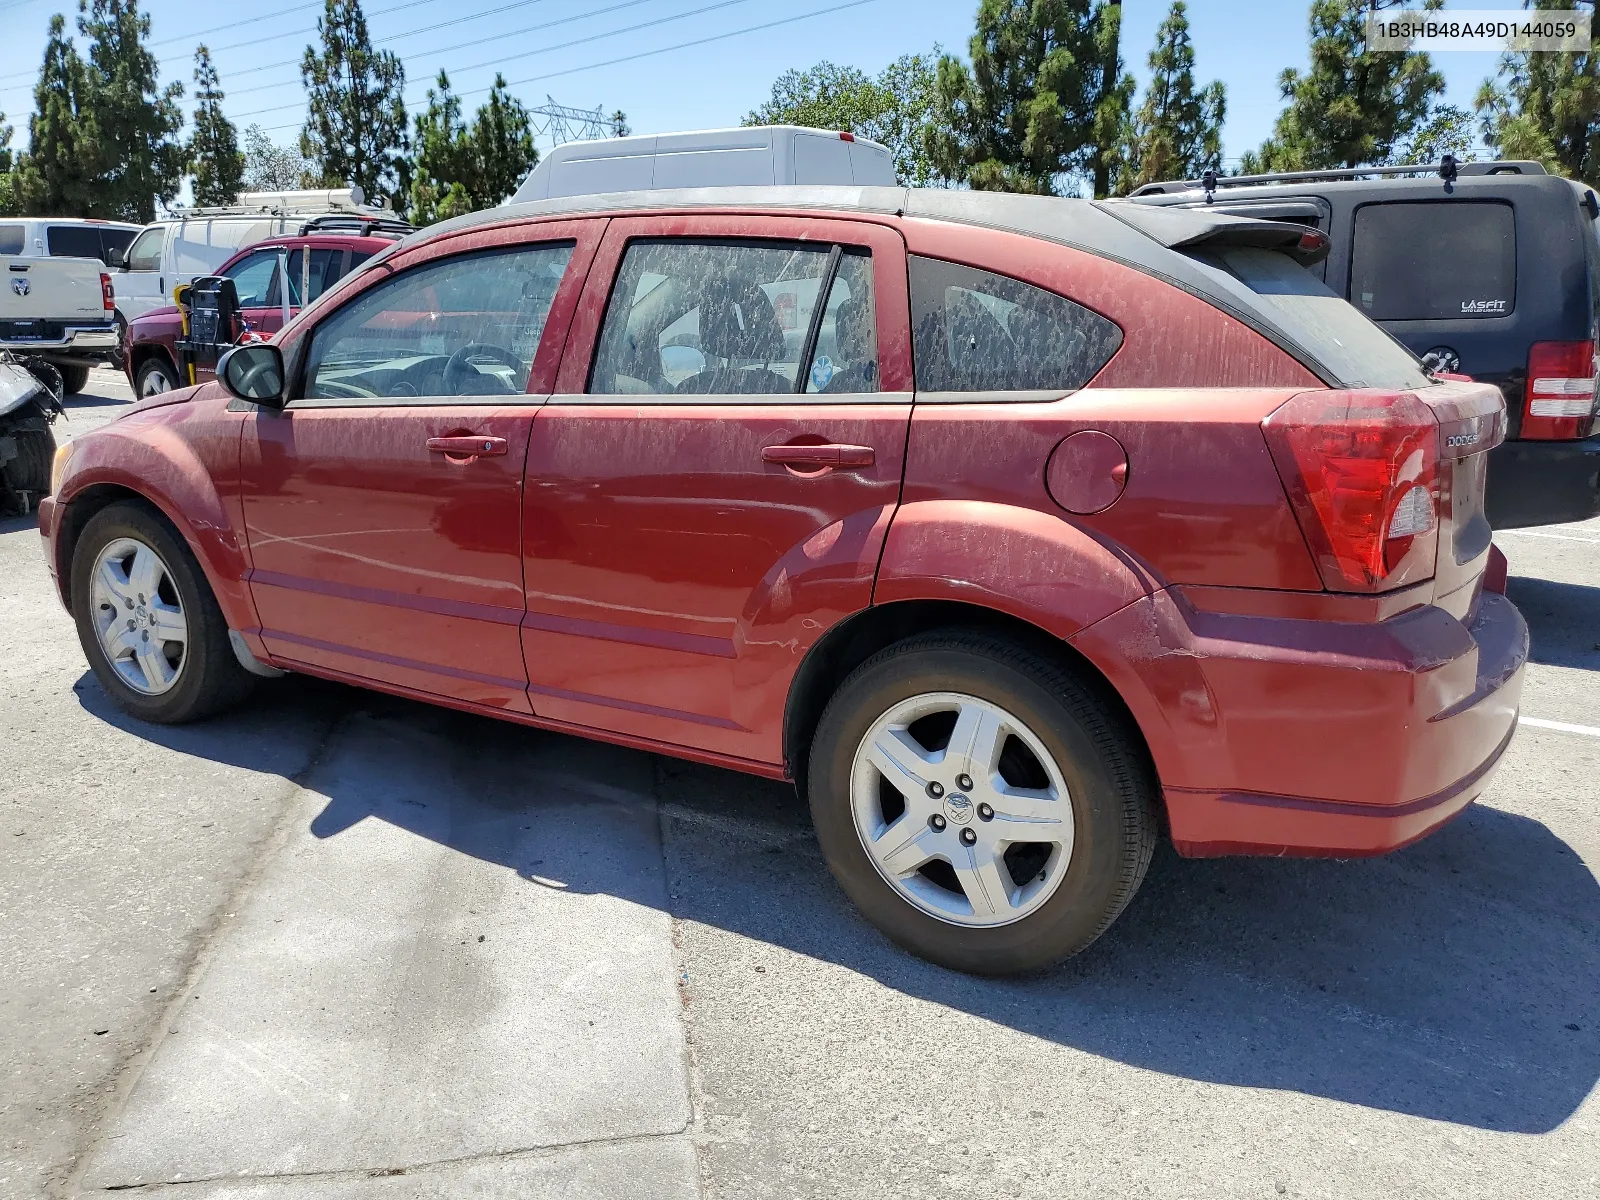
0,0 -> 462,89
253,0 -> 884,137
229,0 -> 754,118
224,0 -> 651,92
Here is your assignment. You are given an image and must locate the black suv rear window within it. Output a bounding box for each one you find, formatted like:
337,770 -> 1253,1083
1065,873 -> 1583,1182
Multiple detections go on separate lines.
1350,201 -> 1516,320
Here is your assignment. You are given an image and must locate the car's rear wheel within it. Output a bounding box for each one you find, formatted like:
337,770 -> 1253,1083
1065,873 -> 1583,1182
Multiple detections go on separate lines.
0,422 -> 54,513
70,501 -> 255,723
808,632 -> 1158,975
59,364 -> 90,395
135,357 -> 178,398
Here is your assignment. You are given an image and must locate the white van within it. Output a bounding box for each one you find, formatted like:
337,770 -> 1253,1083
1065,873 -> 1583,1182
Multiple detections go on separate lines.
111,189 -> 405,324
509,125 -> 897,204
0,217 -> 143,266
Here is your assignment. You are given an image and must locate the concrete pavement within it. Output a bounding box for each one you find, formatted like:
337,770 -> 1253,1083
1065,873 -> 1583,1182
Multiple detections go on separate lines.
2,368 -> 1596,1198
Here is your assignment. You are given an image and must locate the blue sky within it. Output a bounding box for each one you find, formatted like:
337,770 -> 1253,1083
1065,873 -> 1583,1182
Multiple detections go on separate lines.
0,0 -> 1530,166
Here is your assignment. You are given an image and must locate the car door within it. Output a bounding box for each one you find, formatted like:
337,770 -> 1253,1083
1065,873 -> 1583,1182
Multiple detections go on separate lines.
239,219 -> 604,711
522,213 -> 913,765
115,225 -> 168,320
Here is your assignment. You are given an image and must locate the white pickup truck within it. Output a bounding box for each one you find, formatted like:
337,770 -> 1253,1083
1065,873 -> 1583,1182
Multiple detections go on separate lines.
0,254 -> 119,394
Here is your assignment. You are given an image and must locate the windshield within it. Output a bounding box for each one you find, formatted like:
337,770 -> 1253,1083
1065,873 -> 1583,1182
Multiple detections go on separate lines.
1187,246 -> 1430,390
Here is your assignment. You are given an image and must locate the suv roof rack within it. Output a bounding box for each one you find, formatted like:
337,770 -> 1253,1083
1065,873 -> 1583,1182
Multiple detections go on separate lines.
1129,159 -> 1548,197
296,213 -> 413,238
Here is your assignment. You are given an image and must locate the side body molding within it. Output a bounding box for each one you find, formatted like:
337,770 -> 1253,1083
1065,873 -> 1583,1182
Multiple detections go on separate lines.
872,499 -> 1155,642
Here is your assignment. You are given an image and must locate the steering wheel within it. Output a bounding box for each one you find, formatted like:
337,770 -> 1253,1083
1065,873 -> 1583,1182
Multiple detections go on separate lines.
442,343 -> 524,395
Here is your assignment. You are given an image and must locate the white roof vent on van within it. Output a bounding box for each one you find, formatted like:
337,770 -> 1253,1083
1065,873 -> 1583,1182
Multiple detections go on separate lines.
508,125 -> 897,204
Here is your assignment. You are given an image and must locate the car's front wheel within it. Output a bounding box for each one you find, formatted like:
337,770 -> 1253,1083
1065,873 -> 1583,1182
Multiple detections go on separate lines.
70,500 -> 256,723
808,632 -> 1158,975
135,357 -> 178,398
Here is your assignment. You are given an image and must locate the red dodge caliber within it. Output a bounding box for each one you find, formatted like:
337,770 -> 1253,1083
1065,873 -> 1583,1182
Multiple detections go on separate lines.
39,188 -> 1528,974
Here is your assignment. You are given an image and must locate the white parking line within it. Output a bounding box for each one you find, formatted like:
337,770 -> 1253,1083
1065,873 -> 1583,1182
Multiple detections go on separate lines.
1520,716 -> 1600,739
1497,529 -> 1600,544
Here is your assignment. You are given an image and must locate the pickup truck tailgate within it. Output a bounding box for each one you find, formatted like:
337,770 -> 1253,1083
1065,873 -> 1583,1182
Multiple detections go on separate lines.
2,255 -> 107,339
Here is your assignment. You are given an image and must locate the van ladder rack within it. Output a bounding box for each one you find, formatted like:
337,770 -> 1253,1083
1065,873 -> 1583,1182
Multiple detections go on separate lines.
1129,160 -> 1547,196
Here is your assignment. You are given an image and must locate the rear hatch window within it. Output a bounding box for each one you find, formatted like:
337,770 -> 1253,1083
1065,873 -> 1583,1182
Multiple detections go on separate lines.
1188,246 -> 1430,390
1350,201 -> 1516,320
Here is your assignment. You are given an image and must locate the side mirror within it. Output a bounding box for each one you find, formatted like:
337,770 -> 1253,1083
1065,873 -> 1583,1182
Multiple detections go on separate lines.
218,344 -> 286,408
106,246 -> 126,269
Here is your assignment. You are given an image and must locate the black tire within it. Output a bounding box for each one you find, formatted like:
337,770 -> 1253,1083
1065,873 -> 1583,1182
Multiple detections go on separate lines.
808,631 -> 1158,975
135,357 -> 179,398
58,364 -> 90,395
70,499 -> 256,723
4,424 -> 54,496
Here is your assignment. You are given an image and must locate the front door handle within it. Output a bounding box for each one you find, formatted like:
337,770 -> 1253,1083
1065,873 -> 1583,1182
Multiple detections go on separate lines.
427,435 -> 508,458
762,443 -> 875,469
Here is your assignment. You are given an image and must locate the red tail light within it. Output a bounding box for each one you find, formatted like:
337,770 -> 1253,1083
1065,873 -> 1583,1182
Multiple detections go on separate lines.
1523,339 -> 1596,439
1263,391 -> 1440,592
100,271 -> 115,312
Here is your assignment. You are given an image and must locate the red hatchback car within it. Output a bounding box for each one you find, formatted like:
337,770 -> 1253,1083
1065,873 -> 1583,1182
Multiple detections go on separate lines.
40,188 -> 1528,974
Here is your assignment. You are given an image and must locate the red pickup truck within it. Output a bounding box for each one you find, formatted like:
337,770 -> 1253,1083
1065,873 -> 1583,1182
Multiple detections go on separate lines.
122,233 -> 397,397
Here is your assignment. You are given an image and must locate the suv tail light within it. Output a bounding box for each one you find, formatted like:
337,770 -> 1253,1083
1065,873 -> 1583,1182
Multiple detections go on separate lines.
1262,391 -> 1440,592
1523,339 -> 1596,439
100,271 -> 115,313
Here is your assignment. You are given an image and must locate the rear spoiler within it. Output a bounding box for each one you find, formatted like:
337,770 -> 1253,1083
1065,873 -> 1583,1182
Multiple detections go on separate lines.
1096,201 -> 1331,266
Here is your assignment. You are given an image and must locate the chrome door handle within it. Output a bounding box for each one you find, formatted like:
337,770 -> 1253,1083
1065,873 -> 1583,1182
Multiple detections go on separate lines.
762,443 -> 875,469
427,435 -> 508,457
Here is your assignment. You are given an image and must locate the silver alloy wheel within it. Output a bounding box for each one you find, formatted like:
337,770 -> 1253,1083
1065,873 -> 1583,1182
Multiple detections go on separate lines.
89,536 -> 188,695
850,692 -> 1075,928
140,366 -> 173,397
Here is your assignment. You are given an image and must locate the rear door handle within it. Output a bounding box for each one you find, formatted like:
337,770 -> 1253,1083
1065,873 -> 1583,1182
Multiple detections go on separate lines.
762,443 -> 875,469
427,435 -> 508,457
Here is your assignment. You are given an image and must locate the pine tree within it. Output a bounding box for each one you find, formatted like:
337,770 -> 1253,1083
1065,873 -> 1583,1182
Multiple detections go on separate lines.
747,53 -> 944,185
926,0 -> 1129,197
1113,1 -> 1224,193
1476,1 -> 1599,183
300,0 -> 408,203
1243,0 -> 1443,173
189,45 -> 243,206
77,0 -> 185,222
15,15 -> 100,216
242,124 -> 312,191
471,75 -> 537,206
407,72 -> 475,226
0,112 -> 16,217
609,110 -> 630,138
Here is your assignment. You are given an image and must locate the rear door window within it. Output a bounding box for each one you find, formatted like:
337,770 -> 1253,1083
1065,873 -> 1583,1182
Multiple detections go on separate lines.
589,239 -> 879,395
47,225 -> 103,260
1349,201 -> 1516,320
909,256 -> 1123,392
0,225 -> 23,255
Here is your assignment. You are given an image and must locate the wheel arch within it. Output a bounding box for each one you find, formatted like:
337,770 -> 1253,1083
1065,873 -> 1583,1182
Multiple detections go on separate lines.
783,598 -> 1157,803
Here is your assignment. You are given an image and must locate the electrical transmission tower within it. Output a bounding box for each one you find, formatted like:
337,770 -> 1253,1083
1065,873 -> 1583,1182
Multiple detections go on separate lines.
526,97 -> 628,145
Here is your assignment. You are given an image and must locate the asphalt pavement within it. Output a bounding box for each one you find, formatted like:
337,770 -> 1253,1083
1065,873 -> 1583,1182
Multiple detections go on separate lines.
2,367 -> 1596,1199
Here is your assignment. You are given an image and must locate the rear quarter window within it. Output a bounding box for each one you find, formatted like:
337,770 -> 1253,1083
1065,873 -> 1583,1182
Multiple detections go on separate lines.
1349,201 -> 1516,320
1190,246 -> 1430,391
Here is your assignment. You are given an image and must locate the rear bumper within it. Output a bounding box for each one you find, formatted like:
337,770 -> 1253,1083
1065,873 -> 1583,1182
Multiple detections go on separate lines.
0,325 -> 119,363
1071,589 -> 1528,858
1486,433 -> 1600,529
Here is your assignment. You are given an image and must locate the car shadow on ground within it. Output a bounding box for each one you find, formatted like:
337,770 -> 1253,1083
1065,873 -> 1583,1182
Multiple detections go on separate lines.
1508,574 -> 1600,671
76,664 -> 1599,1139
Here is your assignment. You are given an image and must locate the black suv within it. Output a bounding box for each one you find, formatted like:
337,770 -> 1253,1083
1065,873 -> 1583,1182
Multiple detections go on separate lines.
1129,160 -> 1600,529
